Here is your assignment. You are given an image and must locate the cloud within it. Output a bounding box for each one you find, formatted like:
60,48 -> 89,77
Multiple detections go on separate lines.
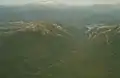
39,0 -> 120,5
57,0 -> 120,4
0,0 -> 120,5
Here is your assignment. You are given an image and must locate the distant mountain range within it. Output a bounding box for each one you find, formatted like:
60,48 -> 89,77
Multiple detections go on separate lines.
1,4 -> 120,27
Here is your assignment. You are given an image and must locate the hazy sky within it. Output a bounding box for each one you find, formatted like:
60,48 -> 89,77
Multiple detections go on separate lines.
0,0 -> 120,5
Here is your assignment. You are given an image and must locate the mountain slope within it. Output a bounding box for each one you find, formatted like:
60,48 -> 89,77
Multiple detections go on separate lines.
0,21 -> 120,78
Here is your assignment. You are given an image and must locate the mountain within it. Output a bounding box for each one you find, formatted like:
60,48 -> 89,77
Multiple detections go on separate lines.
1,4 -> 120,26
0,21 -> 77,78
0,21 -> 120,78
1,4 -> 120,77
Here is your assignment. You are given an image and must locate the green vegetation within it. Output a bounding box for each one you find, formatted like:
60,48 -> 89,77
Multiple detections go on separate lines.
0,21 -> 120,78
1,3 -> 120,78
